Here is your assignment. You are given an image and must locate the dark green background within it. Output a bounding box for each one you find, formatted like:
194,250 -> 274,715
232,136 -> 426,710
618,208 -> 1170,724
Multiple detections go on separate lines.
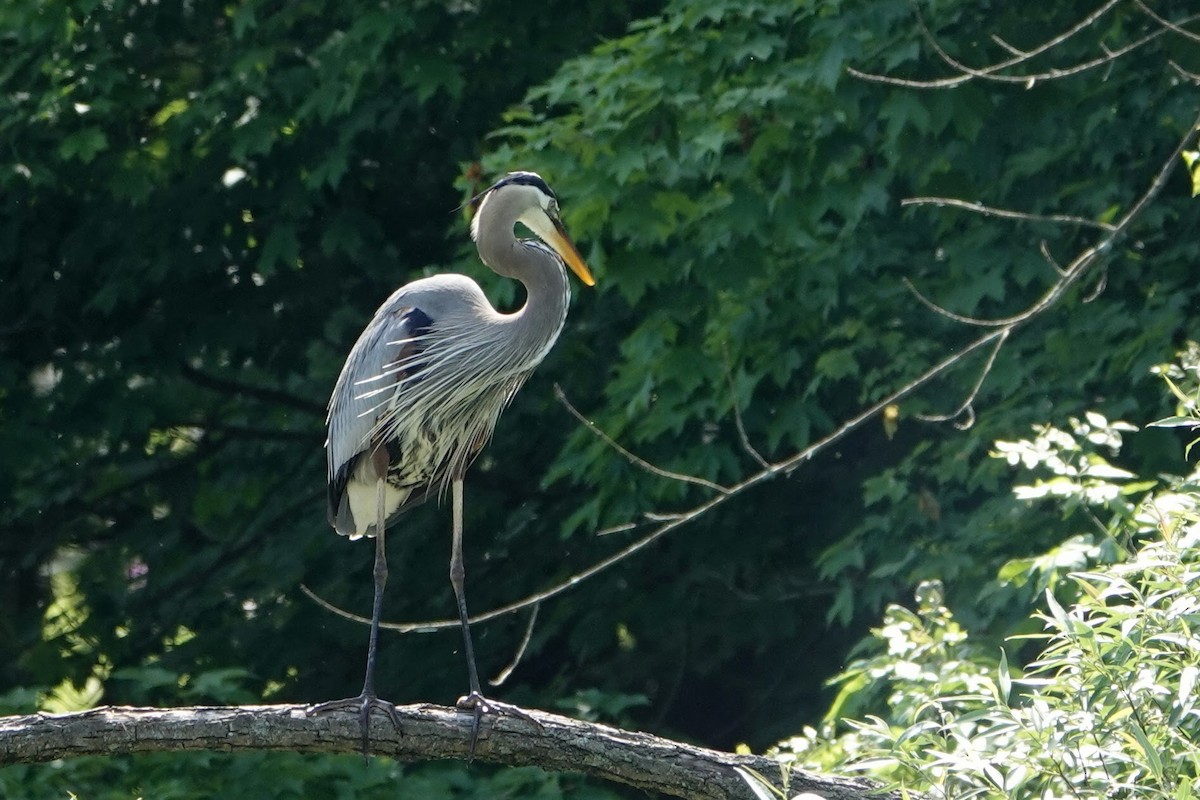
2,0 -> 1197,795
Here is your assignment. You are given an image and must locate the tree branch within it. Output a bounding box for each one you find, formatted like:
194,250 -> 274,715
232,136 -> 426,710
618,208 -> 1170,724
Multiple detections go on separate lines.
851,0 -> 1122,88
900,196 -> 1117,232
847,1 -> 1195,89
180,364 -> 326,416
554,384 -> 732,495
908,3 -> 1173,87
0,704 -> 895,800
1135,0 -> 1200,45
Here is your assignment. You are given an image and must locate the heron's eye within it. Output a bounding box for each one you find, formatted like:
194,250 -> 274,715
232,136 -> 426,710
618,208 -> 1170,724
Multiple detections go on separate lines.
548,199 -> 560,216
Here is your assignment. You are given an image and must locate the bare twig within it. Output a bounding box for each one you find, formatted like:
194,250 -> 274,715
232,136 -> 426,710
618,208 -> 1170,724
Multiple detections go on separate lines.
915,329 -> 1010,427
553,384 -> 731,495
910,4 -> 1175,87
596,521 -> 640,537
720,345 -> 771,470
1040,240 -> 1068,277
899,107 -> 1200,329
901,196 -> 1117,232
301,584 -> 373,625
1136,0 -> 1200,45
971,0 -> 1121,69
490,603 -> 539,687
1170,60 -> 1200,83
850,0 -> 1122,88
1082,267 -> 1108,303
844,66 -> 969,89
180,364 -> 326,416
849,1 -> 1193,90
1108,110 -> 1200,230
990,34 -> 1029,58
902,276 -> 1007,327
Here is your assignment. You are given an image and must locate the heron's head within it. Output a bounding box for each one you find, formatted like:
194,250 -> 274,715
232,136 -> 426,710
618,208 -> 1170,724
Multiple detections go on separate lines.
471,171 -> 596,287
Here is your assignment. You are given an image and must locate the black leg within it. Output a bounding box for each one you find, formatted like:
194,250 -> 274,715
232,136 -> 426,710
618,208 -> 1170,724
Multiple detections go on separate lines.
449,478 -> 486,759
308,475 -> 402,760
449,478 -> 541,761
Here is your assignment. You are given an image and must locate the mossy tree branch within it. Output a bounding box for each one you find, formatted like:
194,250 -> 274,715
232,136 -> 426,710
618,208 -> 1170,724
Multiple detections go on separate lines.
0,703 -> 898,800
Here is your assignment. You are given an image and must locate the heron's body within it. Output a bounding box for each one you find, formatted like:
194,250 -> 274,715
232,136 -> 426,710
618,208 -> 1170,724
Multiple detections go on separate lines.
311,171 -> 594,759
327,250 -> 570,537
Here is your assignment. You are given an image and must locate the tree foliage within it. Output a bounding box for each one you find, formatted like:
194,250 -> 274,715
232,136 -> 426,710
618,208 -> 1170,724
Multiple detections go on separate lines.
2,0 -> 1199,795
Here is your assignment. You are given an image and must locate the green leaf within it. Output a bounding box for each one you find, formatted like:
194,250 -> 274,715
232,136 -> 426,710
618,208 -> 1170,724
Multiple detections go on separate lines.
997,648 -> 1011,704
1127,724 -> 1166,783
814,347 -> 859,381
57,127 -> 108,162
257,223 -> 298,276
1044,588 -> 1070,632
1147,415 -> 1200,429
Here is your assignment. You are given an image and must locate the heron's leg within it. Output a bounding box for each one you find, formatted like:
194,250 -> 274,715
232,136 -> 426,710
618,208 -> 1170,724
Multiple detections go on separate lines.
308,468 -> 402,760
449,477 -> 486,758
449,478 -> 540,761
355,475 -> 391,749
450,478 -> 484,695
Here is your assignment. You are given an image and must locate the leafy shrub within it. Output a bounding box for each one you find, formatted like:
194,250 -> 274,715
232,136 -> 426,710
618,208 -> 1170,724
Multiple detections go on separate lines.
765,346 -> 1200,798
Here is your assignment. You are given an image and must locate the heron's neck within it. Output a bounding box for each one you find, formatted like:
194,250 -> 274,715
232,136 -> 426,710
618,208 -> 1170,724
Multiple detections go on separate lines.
476,215 -> 570,369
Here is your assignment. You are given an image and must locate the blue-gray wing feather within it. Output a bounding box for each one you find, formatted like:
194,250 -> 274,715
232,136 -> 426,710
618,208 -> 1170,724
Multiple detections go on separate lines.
325,271 -> 548,536
326,291 -> 432,529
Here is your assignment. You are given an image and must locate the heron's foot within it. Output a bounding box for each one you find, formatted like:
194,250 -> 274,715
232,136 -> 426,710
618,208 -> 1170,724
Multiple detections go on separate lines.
307,693 -> 403,761
454,691 -> 542,762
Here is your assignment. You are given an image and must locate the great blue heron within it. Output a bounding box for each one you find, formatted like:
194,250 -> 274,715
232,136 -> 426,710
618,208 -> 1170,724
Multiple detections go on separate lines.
310,171 -> 595,758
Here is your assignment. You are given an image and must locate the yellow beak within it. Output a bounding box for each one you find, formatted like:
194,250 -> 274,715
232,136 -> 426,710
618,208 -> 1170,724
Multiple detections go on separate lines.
546,217 -> 596,287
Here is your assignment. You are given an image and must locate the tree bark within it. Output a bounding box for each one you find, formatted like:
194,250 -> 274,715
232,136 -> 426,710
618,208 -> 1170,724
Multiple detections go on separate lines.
0,703 -> 896,800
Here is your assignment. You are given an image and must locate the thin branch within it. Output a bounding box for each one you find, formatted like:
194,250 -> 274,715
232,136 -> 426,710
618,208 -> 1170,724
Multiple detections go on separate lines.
966,0 -> 1122,69
915,329 -> 1010,427
0,704 -> 893,800
900,196 -> 1117,232
489,603 -> 539,687
1109,109 -> 1200,231
851,2 -> 1194,90
1170,60 -> 1200,83
1136,0 -> 1200,44
911,4 -> 1174,87
553,384 -> 731,495
901,106 -> 1200,329
849,0 -> 1124,88
180,364 -> 326,416
1082,267 -> 1108,303
990,34 -> 1029,57
596,521 -> 640,537
1040,240 -> 1069,277
845,65 -> 971,89
301,583 -> 369,626
902,276 -> 1007,327
720,345 -> 771,470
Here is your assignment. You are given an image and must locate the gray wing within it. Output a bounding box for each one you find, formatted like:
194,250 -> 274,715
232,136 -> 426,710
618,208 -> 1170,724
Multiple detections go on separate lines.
326,289 -> 434,531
